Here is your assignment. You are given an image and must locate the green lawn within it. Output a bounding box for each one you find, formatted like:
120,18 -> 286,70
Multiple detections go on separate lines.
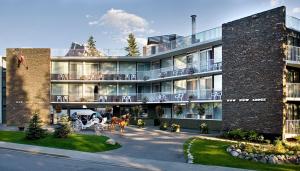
0,131 -> 121,152
184,138 -> 300,171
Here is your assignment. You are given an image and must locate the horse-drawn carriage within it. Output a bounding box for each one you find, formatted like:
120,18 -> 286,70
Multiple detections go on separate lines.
70,109 -> 109,133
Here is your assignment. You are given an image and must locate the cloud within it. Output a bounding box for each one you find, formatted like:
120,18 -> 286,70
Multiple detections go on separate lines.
270,0 -> 285,7
292,7 -> 300,14
88,8 -> 155,46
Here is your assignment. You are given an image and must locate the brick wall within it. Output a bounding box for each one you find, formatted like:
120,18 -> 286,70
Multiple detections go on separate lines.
222,7 -> 286,135
6,48 -> 50,125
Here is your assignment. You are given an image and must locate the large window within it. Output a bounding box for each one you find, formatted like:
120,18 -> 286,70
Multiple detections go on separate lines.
199,49 -> 213,71
84,84 -> 95,101
100,84 -> 117,95
161,57 -> 173,70
100,62 -> 117,74
69,62 -> 83,80
51,62 -> 68,74
213,46 -> 222,63
84,62 -> 99,75
119,62 -> 136,74
199,76 -> 212,99
174,80 -> 186,93
161,81 -> 173,93
119,84 -> 136,95
174,55 -> 186,69
213,75 -> 222,91
51,84 -> 68,95
69,84 -> 83,101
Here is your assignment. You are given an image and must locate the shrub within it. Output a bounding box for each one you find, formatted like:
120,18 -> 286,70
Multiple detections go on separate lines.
137,119 -> 145,128
54,115 -> 71,138
295,135 -> 300,143
160,122 -> 168,130
272,138 -> 286,154
200,123 -> 209,134
223,129 -> 265,143
171,124 -> 180,132
25,113 -> 47,140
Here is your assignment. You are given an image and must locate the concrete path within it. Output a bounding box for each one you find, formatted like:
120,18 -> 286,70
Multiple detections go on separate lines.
0,141 -> 248,171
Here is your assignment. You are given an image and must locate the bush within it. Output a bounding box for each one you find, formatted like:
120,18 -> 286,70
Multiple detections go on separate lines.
137,119 -> 145,128
295,135 -> 300,143
160,122 -> 168,130
200,123 -> 209,134
222,129 -> 265,143
170,124 -> 180,132
54,114 -> 71,138
25,113 -> 47,140
272,138 -> 286,154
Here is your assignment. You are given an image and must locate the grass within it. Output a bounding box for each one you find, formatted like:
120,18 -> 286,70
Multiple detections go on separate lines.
0,131 -> 121,152
184,138 -> 300,171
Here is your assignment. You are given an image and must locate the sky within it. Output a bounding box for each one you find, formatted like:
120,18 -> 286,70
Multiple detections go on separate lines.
0,0 -> 300,56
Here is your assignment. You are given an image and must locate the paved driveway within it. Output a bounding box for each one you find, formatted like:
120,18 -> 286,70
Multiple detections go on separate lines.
93,126 -> 199,162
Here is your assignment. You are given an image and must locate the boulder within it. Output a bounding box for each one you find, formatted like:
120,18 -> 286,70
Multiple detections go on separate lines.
260,157 -> 267,164
106,138 -> 116,145
268,156 -> 278,164
231,150 -> 240,157
236,149 -> 242,153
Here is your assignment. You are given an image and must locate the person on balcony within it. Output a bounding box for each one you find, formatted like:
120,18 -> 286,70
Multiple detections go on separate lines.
94,83 -> 100,101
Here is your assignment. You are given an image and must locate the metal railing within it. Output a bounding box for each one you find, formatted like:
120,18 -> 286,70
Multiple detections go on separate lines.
51,90 -> 222,103
286,120 -> 300,134
287,45 -> 300,62
51,62 -> 222,81
51,48 -> 127,57
286,83 -> 300,98
143,27 -> 222,56
287,15 -> 300,32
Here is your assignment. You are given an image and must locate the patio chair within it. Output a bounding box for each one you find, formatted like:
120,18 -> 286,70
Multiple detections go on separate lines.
56,96 -> 62,102
174,93 -> 184,101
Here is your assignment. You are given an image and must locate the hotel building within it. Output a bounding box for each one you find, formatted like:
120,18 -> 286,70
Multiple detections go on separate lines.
1,6 -> 300,138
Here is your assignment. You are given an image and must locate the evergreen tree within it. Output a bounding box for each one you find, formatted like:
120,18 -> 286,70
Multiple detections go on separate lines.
25,113 -> 47,140
86,36 -> 102,56
125,33 -> 140,56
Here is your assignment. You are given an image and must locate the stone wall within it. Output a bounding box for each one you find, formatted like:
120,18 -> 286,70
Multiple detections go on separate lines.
222,7 -> 286,135
6,48 -> 50,125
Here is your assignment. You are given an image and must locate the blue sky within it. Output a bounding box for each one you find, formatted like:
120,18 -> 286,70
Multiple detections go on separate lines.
0,0 -> 300,56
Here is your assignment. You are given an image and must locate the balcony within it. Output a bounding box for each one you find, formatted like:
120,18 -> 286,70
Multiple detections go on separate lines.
51,90 -> 222,103
144,27 -> 222,56
285,120 -> 300,136
51,62 -> 222,82
286,83 -> 300,101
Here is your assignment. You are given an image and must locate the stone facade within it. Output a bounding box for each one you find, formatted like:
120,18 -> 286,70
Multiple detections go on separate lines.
6,48 -> 50,125
222,7 -> 287,135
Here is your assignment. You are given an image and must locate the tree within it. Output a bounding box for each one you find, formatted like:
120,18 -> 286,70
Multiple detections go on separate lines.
125,33 -> 140,56
86,36 -> 102,56
25,113 -> 47,140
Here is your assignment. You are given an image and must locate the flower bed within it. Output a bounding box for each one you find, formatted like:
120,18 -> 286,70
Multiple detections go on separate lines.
227,143 -> 300,165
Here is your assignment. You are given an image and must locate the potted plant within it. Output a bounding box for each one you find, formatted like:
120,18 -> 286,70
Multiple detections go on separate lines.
200,122 -> 208,134
137,119 -> 145,128
132,105 -> 143,121
159,122 -> 168,130
155,105 -> 164,126
142,96 -> 148,103
194,103 -> 206,119
171,123 -> 180,132
173,105 -> 183,117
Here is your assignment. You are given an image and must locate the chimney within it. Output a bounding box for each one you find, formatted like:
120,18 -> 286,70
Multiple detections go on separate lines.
191,15 -> 197,35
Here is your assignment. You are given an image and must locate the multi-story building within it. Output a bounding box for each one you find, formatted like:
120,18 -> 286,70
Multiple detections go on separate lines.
2,6 -> 300,138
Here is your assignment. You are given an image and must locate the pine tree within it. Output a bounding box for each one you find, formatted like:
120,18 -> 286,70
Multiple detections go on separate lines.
25,113 -> 47,140
86,36 -> 102,56
125,33 -> 140,56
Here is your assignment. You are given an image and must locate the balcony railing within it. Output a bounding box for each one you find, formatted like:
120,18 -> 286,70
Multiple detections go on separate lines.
144,27 -> 222,56
286,15 -> 300,32
286,83 -> 300,98
51,62 -> 222,81
287,46 -> 300,62
286,120 -> 300,134
51,90 -> 222,103
51,48 -> 127,57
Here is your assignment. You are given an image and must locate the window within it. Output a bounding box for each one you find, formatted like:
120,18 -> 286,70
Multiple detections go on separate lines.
100,62 -> 117,74
213,46 -> 222,63
119,84 -> 136,95
51,62 -> 68,74
213,75 -> 222,91
69,62 -> 83,79
51,84 -> 68,95
119,62 -> 136,74
161,57 -> 172,69
100,84 -> 117,95
174,55 -> 187,69
161,81 -> 173,93
84,63 -> 99,75
174,80 -> 186,93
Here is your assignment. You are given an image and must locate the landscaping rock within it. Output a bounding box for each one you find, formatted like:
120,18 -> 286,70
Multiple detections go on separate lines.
259,157 -> 267,164
268,156 -> 278,164
106,139 -> 116,145
236,149 -> 242,153
231,150 -> 239,157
